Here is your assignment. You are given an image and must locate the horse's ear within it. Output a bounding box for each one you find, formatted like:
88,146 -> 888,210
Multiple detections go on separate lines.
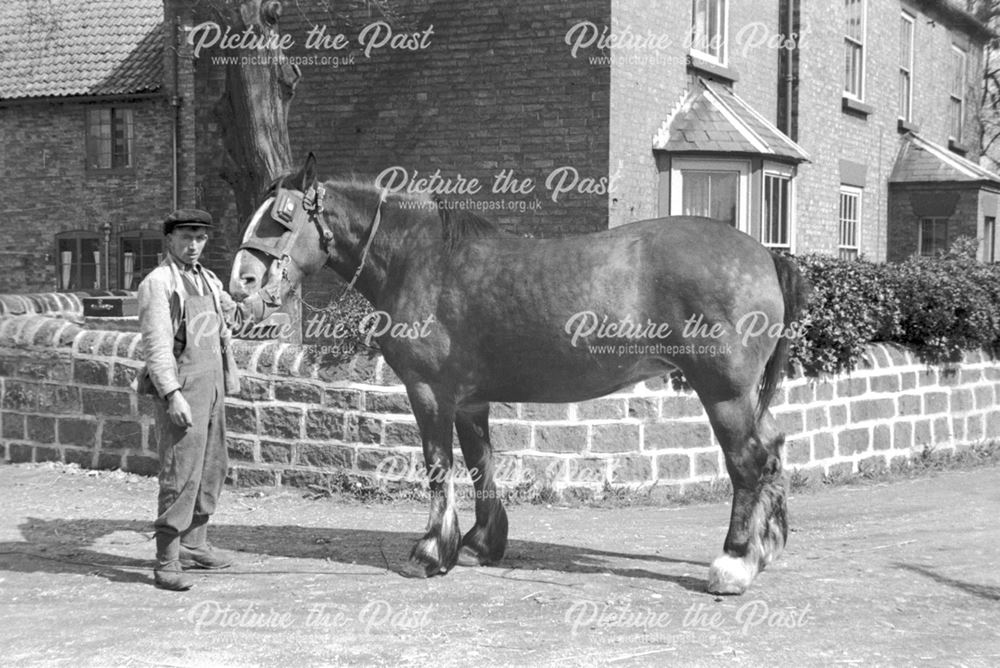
300,152 -> 317,191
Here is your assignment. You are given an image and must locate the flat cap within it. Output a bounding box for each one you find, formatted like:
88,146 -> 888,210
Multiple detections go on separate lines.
163,208 -> 213,234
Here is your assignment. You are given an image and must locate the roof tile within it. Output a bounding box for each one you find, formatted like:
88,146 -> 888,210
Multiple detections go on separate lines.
653,79 -> 808,162
0,0 -> 162,99
890,133 -> 1000,184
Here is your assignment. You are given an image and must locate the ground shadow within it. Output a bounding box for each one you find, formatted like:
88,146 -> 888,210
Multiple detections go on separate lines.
894,563 -> 1000,602
0,517 -> 711,594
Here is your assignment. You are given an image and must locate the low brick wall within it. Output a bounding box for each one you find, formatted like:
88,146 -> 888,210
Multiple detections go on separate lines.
2,313 -> 999,494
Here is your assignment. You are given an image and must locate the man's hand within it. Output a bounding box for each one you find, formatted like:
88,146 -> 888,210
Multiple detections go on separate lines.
167,391 -> 193,429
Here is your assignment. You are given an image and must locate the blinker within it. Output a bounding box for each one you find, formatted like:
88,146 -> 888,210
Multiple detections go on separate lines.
271,190 -> 297,226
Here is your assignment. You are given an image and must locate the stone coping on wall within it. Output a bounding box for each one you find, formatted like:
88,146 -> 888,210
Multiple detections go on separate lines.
0,290 -> 138,318
1,313 -> 999,495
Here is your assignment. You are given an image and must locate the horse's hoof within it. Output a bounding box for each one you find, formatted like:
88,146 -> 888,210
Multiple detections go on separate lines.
707,554 -> 754,595
400,559 -> 436,579
456,545 -> 483,567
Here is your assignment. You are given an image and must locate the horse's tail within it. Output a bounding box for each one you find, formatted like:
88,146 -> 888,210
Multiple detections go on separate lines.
756,252 -> 810,425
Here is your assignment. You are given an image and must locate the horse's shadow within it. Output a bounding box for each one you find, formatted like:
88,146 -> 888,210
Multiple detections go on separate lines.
894,562 -> 1000,602
0,517 -> 710,593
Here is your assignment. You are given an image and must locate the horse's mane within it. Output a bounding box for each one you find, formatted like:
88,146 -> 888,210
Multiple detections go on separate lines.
265,170 -> 505,254
430,195 -> 501,253
320,177 -> 504,254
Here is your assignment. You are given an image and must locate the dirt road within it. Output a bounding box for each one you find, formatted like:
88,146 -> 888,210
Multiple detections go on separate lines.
1,463 -> 998,667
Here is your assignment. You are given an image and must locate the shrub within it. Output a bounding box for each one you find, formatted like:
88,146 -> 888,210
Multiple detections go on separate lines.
790,254 -> 900,376
886,238 -> 1000,365
788,238 -> 1000,376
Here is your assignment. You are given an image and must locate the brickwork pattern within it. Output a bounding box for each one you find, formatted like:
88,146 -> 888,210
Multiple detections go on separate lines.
887,186 -> 982,261
2,314 -> 999,495
795,0 -> 985,260
0,100 -> 175,293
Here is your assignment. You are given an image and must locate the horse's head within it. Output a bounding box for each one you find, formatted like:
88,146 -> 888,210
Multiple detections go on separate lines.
230,153 -> 334,302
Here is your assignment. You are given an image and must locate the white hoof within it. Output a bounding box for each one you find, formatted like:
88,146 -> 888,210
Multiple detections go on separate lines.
707,554 -> 755,595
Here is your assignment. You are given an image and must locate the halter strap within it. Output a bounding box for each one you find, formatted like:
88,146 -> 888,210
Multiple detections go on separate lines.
239,181 -> 388,308
334,188 -> 387,301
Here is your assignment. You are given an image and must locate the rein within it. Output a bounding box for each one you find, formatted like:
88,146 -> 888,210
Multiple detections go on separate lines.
334,188 -> 387,301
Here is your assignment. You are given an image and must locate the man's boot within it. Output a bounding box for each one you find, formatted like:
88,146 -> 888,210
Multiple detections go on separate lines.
154,531 -> 192,591
180,514 -> 233,570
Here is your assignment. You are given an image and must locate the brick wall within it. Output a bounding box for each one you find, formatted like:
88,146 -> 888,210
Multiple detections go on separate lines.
0,99 -> 175,293
3,311 -> 999,495
607,0 -> 783,229
794,0 -> 986,260
887,185 -> 982,261
190,0 -> 611,252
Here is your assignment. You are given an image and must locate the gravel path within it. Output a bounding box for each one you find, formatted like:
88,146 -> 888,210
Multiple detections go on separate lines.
1,463 -> 998,667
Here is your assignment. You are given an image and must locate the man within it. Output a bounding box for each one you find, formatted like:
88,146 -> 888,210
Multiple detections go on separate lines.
137,209 -> 281,591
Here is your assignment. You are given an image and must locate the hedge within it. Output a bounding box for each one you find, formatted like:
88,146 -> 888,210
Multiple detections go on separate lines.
790,237 -> 1000,376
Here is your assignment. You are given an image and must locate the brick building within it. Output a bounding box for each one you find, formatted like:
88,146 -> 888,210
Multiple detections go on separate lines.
0,0 -> 996,295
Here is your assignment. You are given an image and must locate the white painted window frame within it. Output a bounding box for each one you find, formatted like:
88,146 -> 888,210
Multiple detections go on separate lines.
670,157 -> 751,233
690,0 -> 729,66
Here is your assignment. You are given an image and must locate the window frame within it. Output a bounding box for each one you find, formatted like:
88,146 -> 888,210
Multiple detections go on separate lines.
984,216 -> 997,263
690,0 -> 729,66
899,12 -> 915,122
85,106 -> 135,173
761,165 -> 795,252
55,230 -> 103,292
669,157 -> 751,233
918,217 -> 949,257
844,0 -> 867,101
949,45 -> 967,141
118,230 -> 164,290
838,185 -> 862,260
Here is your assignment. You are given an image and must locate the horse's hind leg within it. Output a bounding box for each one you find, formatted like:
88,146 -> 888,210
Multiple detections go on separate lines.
455,404 -> 508,567
401,382 -> 461,579
703,395 -> 787,595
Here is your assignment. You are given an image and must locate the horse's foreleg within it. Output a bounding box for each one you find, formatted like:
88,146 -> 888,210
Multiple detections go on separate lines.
455,404 -> 508,567
704,399 -> 788,595
401,384 -> 461,579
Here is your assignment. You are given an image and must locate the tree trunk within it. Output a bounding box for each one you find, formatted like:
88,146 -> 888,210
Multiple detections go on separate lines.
202,0 -> 302,341
209,0 -> 301,221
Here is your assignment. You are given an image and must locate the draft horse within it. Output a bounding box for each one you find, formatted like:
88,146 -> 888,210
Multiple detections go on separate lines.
230,154 -> 808,595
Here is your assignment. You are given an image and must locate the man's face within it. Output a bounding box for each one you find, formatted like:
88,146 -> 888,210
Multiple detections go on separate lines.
167,226 -> 209,265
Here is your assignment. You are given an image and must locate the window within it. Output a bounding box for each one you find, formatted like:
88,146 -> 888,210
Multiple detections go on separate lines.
839,186 -> 861,259
56,231 -> 102,291
86,108 -> 134,170
763,170 -> 793,251
691,0 -> 727,64
670,158 -> 750,231
119,231 -> 163,290
985,216 -> 996,263
844,0 -> 865,99
950,46 -> 967,140
899,13 -> 914,121
919,218 -> 949,256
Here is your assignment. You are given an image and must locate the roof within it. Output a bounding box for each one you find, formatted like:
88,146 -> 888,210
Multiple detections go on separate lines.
0,1 -> 163,100
907,0 -> 995,42
652,79 -> 809,163
890,133 -> 1000,186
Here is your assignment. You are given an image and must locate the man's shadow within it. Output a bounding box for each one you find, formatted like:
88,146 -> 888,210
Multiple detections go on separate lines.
0,517 -> 710,593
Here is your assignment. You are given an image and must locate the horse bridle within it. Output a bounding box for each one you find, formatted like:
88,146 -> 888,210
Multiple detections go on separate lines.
238,178 -> 387,300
